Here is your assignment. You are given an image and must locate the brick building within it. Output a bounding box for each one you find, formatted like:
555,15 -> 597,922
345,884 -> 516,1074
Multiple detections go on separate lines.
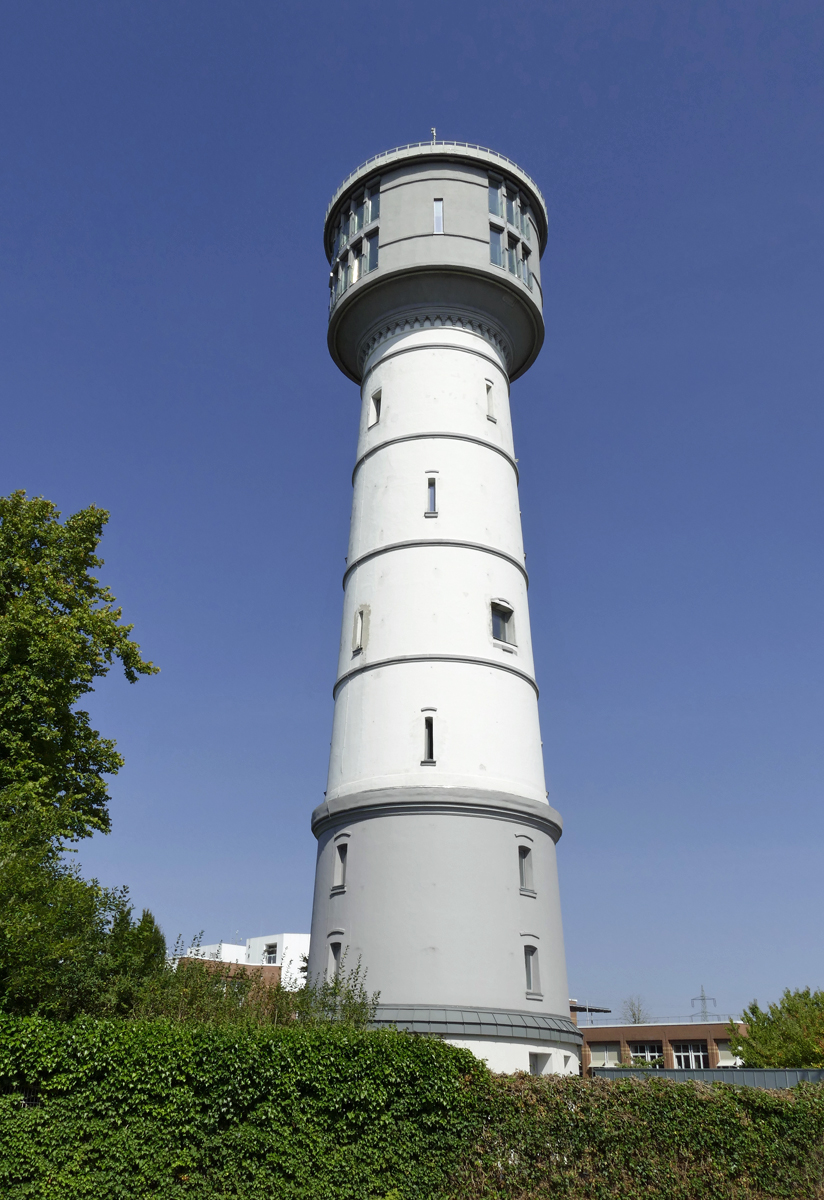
577,1020 -> 744,1071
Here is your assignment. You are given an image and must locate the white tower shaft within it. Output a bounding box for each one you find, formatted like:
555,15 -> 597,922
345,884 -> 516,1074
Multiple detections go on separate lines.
309,144 -> 581,1073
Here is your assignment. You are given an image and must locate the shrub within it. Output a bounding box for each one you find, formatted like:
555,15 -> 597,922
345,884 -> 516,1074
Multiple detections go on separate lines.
1,1015 -> 824,1199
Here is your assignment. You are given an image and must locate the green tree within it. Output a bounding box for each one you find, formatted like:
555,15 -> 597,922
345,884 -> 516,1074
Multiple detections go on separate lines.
0,490 -> 158,844
0,490 -> 161,1017
729,988 -> 824,1068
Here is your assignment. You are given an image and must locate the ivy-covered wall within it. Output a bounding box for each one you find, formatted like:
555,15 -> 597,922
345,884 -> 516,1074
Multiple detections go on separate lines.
1,1015 -> 823,1199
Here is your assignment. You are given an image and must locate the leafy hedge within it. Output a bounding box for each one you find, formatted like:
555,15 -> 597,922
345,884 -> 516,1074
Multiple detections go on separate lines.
1,1015 -> 823,1199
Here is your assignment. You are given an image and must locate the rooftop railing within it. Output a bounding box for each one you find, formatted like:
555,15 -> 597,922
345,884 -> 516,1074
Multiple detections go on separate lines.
325,140 -> 547,222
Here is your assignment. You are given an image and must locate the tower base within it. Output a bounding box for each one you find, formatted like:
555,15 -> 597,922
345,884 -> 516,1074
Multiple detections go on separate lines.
371,1003 -> 582,1076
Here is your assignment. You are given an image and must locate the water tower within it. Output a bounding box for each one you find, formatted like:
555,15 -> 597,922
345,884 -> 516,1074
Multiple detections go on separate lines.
307,140 -> 581,1073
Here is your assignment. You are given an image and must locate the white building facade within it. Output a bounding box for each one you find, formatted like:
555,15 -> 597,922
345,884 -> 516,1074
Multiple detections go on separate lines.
308,142 -> 581,1074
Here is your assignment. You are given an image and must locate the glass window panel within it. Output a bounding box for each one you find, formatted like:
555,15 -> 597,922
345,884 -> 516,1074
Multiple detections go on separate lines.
521,207 -> 531,241
366,232 -> 379,271
506,192 -> 516,225
521,250 -> 531,288
369,190 -> 380,221
490,227 -> 503,266
433,199 -> 443,233
507,241 -> 517,274
488,182 -> 501,216
355,197 -> 365,231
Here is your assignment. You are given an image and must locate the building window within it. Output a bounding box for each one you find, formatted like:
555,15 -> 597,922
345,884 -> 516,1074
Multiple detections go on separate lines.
264,942 -> 278,965
507,236 -> 518,275
506,190 -> 516,227
488,179 -> 502,217
352,608 -> 364,654
340,258 -> 349,293
366,231 -> 379,272
521,205 -> 532,242
529,1052 -> 550,1075
485,379 -> 495,422
422,716 -> 435,764
367,187 -> 380,223
629,1042 -> 664,1067
354,195 -> 365,233
328,942 -> 342,978
491,602 -> 515,644
490,227 -> 503,267
433,199 -> 443,233
521,248 -> 531,289
518,845 -> 534,891
589,1043 -> 622,1068
524,945 -> 540,994
368,390 -> 381,427
715,1040 -> 741,1068
333,843 -> 347,889
672,1041 -> 710,1069
426,477 -> 437,514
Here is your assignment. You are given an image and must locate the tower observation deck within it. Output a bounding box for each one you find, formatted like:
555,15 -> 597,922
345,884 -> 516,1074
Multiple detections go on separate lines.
307,141 -> 582,1073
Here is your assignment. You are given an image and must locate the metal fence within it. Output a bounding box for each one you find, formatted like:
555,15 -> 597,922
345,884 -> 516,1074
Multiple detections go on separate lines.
590,1066 -> 824,1088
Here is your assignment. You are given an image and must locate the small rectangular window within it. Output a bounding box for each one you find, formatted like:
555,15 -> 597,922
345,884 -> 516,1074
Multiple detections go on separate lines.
629,1042 -> 664,1067
590,1043 -> 622,1068
340,217 -> 349,250
488,181 -> 501,217
529,1052 -> 550,1075
328,942 -> 342,977
485,380 -> 495,422
366,231 -> 379,272
433,198 -> 443,233
491,603 -> 514,644
427,477 -> 437,513
518,845 -> 534,891
354,196 -> 365,232
423,716 -> 435,763
490,227 -> 503,267
368,189 -> 380,222
340,258 -> 349,292
333,843 -> 348,888
368,390 -> 381,427
507,238 -> 518,275
524,945 -> 540,993
521,206 -> 531,242
264,942 -> 278,965
506,192 -> 516,226
521,249 -> 531,289
353,608 -> 364,653
673,1042 -> 710,1069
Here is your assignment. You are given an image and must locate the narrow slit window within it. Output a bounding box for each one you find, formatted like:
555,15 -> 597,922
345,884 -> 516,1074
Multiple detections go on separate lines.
485,380 -> 495,421
354,195 -> 365,232
521,248 -> 531,289
491,603 -> 514,644
521,206 -> 532,242
368,188 -> 380,222
368,390 -> 381,427
488,180 -> 501,217
328,942 -> 342,978
433,199 -> 444,233
506,191 -> 516,226
427,477 -> 437,514
507,237 -> 518,275
333,843 -> 347,888
524,945 -> 540,993
518,845 -> 534,890
366,231 -> 379,272
423,716 -> 435,763
490,227 -> 503,267
353,608 -> 364,653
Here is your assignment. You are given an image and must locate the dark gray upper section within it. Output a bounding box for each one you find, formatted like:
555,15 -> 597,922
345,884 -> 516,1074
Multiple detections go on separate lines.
324,142 -> 548,383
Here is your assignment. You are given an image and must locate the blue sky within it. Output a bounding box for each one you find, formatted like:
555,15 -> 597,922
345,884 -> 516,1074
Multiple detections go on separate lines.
1,1 -> 822,1020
